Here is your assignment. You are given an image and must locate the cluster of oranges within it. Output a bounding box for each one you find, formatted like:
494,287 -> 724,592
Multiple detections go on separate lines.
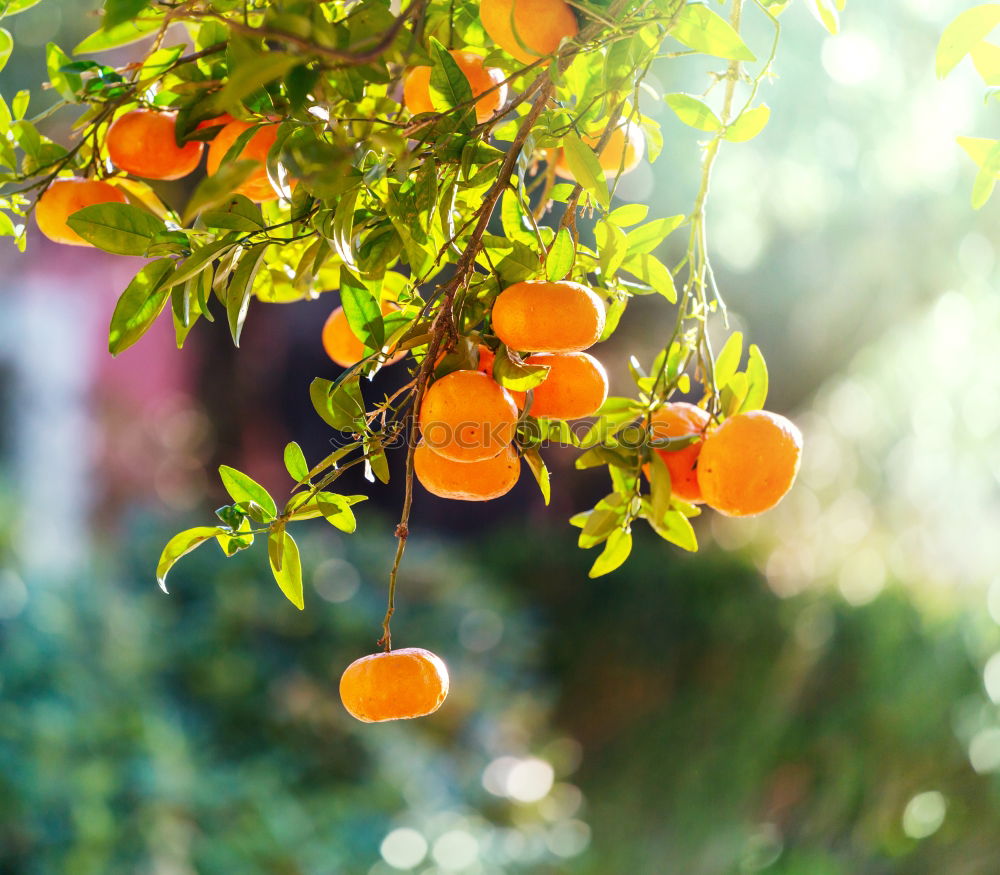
35,111 -> 282,246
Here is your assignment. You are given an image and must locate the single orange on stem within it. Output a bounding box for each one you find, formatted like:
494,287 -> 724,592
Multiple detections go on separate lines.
206,120 -> 282,203
415,441 -> 521,501
35,178 -> 128,246
339,647 -> 450,722
554,120 -> 646,181
491,280 -> 605,353
696,410 -> 803,517
322,303 -> 405,368
419,369 -> 518,462
106,110 -> 204,180
644,402 -> 712,504
480,0 -> 578,65
523,351 -> 607,419
403,50 -> 508,123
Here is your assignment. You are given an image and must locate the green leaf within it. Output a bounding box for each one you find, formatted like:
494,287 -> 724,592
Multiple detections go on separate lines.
428,37 -> 475,126
958,135 -> 1000,168
523,448 -> 550,505
937,3 -> 1000,77
167,240 -> 234,289
588,527 -> 632,578
0,0 -> 43,18
806,0 -> 839,34
545,228 -> 575,281
739,343 -> 769,412
340,270 -> 384,349
103,0 -> 149,30
645,503 -> 698,552
45,42 -> 80,102
219,464 -> 277,520
331,184 -> 360,271
714,331 -> 744,387
972,140 -> 1000,208
971,40 -> 1000,84
0,29 -> 12,73
108,258 -> 175,355
647,452 -> 672,532
310,376 -> 365,431
561,131 -> 610,210
156,526 -> 223,592
182,160 -> 258,223
283,441 -> 309,482
268,529 -> 304,610
608,203 -> 648,226
622,253 -> 675,301
725,105 -> 771,142
316,492 -> 358,532
670,4 -> 756,62
665,93 -> 722,131
211,52 -> 300,111
625,215 -> 684,255
66,202 -> 167,256
226,242 -> 269,346
74,15 -> 161,53
493,344 -> 550,391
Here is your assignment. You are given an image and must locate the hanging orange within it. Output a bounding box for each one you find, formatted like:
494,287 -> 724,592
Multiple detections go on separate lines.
697,410 -> 803,517
419,369 -> 518,462
322,303 -> 405,368
339,648 -> 449,722
491,280 -> 605,353
403,50 -> 508,123
206,120 -> 282,203
106,110 -> 204,180
523,352 -> 607,419
480,0 -> 578,65
35,178 -> 128,246
415,441 -> 521,501
645,402 -> 712,504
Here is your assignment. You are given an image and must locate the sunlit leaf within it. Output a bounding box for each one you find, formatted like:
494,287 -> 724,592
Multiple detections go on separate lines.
670,4 -> 756,61
156,526 -> 223,593
936,3 -> 1000,78
268,528 -> 304,610
219,464 -> 277,520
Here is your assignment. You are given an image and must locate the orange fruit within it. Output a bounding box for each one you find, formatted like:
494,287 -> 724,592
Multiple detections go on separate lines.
475,344 -> 526,408
322,303 -> 405,368
492,280 -> 605,353
35,178 -> 128,246
419,369 -> 518,462
697,410 -> 803,517
554,120 -> 646,180
106,110 -> 204,180
195,113 -> 234,133
523,352 -> 607,419
415,440 -> 520,500
206,120 -> 282,203
644,402 -> 712,503
480,0 -> 578,65
339,647 -> 449,722
403,50 -> 508,123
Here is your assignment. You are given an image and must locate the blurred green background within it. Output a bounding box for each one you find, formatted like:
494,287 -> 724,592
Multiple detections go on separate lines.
3,0 -> 1000,872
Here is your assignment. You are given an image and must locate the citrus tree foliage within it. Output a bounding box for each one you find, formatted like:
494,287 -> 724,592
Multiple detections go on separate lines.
0,0 -> 828,623
937,3 -> 1000,208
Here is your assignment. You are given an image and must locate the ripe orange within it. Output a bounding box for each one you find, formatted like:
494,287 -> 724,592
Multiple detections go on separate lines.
339,647 -> 449,722
195,113 -> 234,133
645,402 -> 712,503
491,280 -> 605,353
206,120 -> 282,203
554,120 -> 646,180
475,344 -> 526,408
480,0 -> 578,65
106,110 -> 204,180
415,440 -> 520,500
35,178 -> 128,246
419,369 -> 518,462
403,50 -> 508,123
322,303 -> 405,368
697,410 -> 803,517
523,352 -> 607,419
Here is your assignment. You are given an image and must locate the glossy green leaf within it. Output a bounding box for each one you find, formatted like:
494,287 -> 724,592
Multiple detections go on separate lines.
562,131 -> 610,210
428,37 -> 475,128
316,493 -> 358,532
670,4 -> 756,62
588,527 -> 632,578
156,526 -> 223,592
936,3 -> 1000,77
545,228 -> 575,281
219,464 -> 277,520
665,93 -> 722,131
108,258 -> 175,356
523,448 -> 550,505
226,243 -> 269,346
340,271 -> 384,349
493,344 -> 550,391
74,15 -> 161,53
740,343 -> 769,412
268,529 -> 304,610
283,441 -> 309,482
714,331 -> 744,387
66,202 -> 167,256
725,105 -> 771,142
0,28 -> 12,73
